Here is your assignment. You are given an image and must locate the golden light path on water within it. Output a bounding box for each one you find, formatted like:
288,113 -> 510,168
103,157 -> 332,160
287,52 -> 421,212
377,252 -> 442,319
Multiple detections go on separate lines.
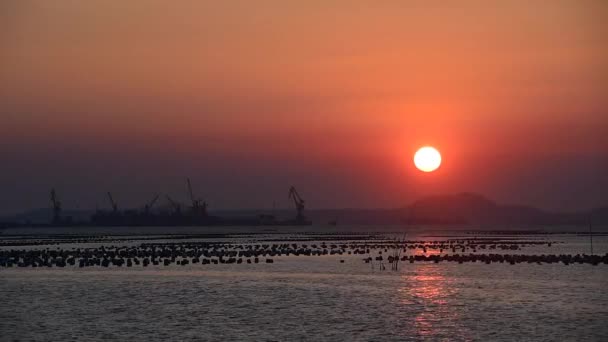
399,265 -> 468,340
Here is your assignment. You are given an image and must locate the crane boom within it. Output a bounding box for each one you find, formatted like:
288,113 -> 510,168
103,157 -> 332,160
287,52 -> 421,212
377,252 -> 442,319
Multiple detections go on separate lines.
143,194 -> 160,213
148,194 -> 160,208
187,178 -> 195,204
50,188 -> 62,223
186,178 -> 208,217
166,195 -> 182,214
288,186 -> 306,221
166,195 -> 176,207
107,192 -> 118,212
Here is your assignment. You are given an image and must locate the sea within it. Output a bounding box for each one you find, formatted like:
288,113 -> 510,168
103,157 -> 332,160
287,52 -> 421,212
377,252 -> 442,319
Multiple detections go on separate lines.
1,225 -> 607,341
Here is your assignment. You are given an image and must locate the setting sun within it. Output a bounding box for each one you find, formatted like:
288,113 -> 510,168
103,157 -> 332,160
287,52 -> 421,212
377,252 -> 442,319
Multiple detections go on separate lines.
414,146 -> 442,172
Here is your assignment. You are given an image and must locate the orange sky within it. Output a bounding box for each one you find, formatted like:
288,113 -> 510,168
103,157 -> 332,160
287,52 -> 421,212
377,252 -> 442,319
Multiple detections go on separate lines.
1,1 -> 607,213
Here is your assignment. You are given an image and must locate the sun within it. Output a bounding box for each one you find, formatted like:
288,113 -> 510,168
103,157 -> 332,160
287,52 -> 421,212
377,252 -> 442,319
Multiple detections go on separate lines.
414,146 -> 442,172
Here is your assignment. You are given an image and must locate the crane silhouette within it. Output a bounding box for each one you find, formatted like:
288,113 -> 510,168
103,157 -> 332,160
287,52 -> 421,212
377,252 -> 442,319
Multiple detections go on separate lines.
187,178 -> 208,217
288,186 -> 306,222
107,192 -> 118,213
166,195 -> 182,215
143,194 -> 160,214
50,189 -> 62,224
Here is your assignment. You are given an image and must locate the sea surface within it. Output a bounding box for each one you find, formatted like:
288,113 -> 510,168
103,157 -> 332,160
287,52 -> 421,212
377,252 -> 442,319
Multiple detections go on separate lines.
1,225 -> 607,341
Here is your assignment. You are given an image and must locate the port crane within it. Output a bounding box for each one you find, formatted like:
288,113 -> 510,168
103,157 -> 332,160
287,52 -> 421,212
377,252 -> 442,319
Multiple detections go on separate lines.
187,178 -> 207,217
166,195 -> 182,215
50,188 -> 62,223
288,186 -> 306,222
107,192 -> 118,213
143,194 -> 160,214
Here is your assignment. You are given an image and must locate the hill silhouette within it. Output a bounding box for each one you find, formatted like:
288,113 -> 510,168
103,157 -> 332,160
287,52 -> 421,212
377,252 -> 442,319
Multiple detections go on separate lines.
312,193 -> 607,226
403,193 -> 580,225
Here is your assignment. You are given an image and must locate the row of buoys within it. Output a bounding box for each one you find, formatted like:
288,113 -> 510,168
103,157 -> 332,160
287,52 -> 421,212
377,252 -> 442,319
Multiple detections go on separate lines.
1,234 -> 554,253
363,253 -> 608,266
0,244 -> 531,267
2,242 -> 606,268
0,237 -> 574,269
0,255 -> 276,268
138,240 -> 549,252
0,246 -> 353,262
1,234 -> 381,248
189,240 -> 544,254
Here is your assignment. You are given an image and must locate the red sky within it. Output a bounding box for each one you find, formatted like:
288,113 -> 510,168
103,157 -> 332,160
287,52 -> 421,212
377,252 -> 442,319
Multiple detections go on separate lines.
1,1 -> 607,214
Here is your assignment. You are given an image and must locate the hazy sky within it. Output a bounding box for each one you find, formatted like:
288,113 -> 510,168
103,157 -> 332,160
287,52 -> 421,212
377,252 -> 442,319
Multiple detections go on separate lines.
1,1 -> 607,214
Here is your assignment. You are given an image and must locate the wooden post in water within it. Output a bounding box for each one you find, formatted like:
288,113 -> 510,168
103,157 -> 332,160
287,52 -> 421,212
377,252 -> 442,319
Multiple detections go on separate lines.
392,232 -> 406,271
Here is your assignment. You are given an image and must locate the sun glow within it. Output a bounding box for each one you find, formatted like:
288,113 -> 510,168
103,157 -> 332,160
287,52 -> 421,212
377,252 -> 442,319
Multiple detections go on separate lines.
414,146 -> 442,172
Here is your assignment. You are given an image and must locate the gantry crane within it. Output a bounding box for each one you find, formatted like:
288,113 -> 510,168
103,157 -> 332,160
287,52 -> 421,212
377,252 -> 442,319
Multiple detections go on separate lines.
187,178 -> 207,217
107,192 -> 118,213
288,186 -> 306,222
143,194 -> 160,214
166,195 -> 182,215
50,188 -> 62,224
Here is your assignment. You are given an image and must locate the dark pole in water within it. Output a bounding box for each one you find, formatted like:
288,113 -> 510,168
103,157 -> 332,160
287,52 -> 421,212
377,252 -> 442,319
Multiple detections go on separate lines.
589,215 -> 593,255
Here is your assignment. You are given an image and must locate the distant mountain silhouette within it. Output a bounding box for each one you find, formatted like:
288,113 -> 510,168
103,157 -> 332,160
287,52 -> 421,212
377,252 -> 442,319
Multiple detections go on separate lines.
403,193 -> 560,225
2,192 -> 607,227
311,193 -> 607,226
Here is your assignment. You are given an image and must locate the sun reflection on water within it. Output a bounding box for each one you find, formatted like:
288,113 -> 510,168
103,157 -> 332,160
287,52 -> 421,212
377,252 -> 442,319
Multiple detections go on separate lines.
399,265 -> 471,340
